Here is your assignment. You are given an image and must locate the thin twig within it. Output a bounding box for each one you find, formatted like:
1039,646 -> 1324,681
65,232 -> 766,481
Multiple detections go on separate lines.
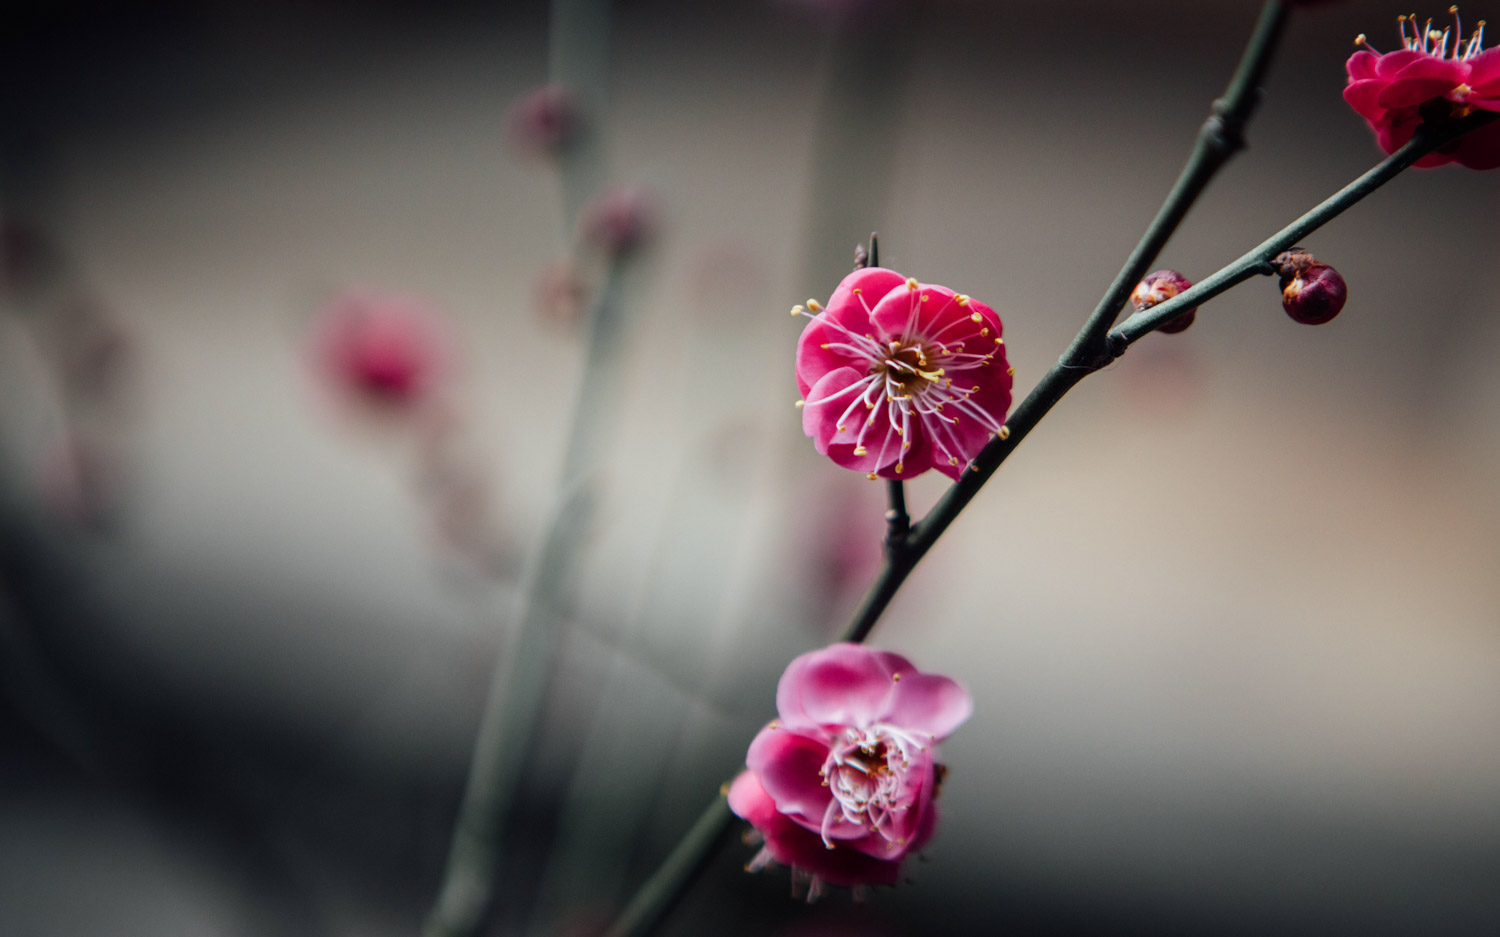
1065,0 -> 1286,368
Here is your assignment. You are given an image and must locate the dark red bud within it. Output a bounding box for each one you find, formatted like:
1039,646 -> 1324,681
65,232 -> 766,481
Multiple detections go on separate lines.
1272,249 -> 1346,325
1130,269 -> 1197,334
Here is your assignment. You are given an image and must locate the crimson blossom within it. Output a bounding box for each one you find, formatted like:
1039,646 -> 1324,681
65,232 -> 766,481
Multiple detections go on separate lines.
313,288 -> 448,408
1344,10 -> 1500,169
728,643 -> 972,896
795,267 -> 1013,481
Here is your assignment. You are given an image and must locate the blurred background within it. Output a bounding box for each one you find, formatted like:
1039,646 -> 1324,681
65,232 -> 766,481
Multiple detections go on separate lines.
3,0 -> 1500,934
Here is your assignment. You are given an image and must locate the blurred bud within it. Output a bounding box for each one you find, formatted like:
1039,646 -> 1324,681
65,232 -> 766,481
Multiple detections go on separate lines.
505,84 -> 582,158
312,288 -> 449,409
533,260 -> 590,331
580,185 -> 657,258
1272,248 -> 1347,325
0,216 -> 60,301
1130,269 -> 1197,334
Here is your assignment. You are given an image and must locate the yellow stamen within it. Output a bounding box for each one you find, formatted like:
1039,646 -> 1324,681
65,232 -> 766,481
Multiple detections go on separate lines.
807,299 -> 822,311
998,425 -> 1011,440
794,400 -> 805,408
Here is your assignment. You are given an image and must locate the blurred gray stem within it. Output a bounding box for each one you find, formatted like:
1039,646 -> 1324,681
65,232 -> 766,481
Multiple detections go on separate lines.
422,1 -> 618,935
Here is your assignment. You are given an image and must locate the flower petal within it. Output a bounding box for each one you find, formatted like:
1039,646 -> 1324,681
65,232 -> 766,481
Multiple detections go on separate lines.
1466,47 -> 1500,91
826,266 -> 908,321
1377,75 -> 1464,109
1346,50 -> 1380,81
727,769 -> 779,827
881,672 -> 974,740
1343,79 -> 1389,121
746,724 -> 833,823
1373,49 -> 1428,77
796,309 -> 875,399
802,366 -> 875,455
777,643 -> 900,730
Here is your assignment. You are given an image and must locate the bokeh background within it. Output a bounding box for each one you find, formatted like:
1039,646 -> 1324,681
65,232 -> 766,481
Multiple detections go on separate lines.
3,1 -> 1500,935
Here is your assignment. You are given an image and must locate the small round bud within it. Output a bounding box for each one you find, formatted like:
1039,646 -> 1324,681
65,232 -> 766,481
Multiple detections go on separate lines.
580,185 -> 657,258
1272,248 -> 1347,325
505,84 -> 582,158
1130,269 -> 1197,334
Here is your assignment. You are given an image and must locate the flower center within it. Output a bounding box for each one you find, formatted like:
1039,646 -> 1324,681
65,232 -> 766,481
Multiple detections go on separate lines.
818,724 -> 927,849
874,341 -> 944,397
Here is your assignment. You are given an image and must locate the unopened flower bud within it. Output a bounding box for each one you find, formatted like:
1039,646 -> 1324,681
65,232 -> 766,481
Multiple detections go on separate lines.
1130,269 -> 1197,334
580,185 -> 657,258
505,84 -> 582,158
1272,248 -> 1347,325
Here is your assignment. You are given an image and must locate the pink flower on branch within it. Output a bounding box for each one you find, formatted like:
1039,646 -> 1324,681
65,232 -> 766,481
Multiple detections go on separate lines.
728,643 -> 971,894
313,288 -> 448,409
1344,9 -> 1500,168
794,267 -> 1013,481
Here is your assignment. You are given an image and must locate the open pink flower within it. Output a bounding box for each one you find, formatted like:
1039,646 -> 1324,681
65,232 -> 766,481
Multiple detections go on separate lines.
728,643 -> 971,893
794,267 -> 1012,481
1344,10 -> 1500,169
313,288 -> 448,408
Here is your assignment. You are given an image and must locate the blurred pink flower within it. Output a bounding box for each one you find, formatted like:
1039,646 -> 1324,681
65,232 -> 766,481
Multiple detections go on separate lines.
505,84 -> 582,158
794,267 -> 1012,480
1344,10 -> 1500,168
729,643 -> 971,893
580,185 -> 657,257
313,288 -> 448,409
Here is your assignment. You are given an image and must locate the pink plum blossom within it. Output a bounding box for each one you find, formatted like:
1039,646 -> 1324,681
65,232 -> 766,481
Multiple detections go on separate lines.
794,267 -> 1012,481
728,643 -> 971,894
313,288 -> 448,409
1344,10 -> 1500,169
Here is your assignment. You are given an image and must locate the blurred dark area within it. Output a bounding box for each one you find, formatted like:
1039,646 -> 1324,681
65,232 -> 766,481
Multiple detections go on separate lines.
4,1 -> 1500,936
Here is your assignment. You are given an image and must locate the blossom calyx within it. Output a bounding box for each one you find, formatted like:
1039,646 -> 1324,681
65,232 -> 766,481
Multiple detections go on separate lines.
1130,269 -> 1197,334
1272,249 -> 1347,325
728,643 -> 971,895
